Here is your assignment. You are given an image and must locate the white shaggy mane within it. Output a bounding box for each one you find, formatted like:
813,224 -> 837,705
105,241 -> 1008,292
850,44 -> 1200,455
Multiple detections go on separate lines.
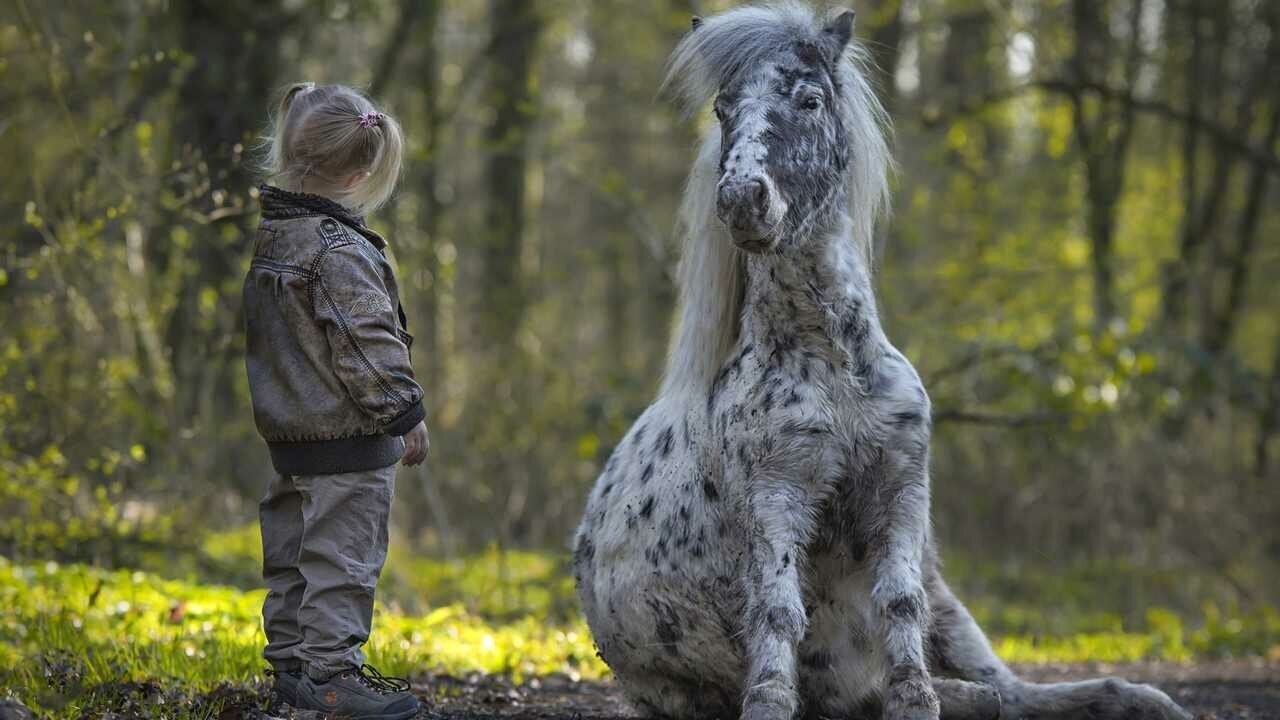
658,2 -> 894,401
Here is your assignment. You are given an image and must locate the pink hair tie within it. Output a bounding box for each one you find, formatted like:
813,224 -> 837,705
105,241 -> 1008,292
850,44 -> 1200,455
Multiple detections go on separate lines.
358,111 -> 384,129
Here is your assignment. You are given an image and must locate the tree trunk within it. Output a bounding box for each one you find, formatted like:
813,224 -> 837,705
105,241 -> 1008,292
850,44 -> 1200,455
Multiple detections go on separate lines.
1203,101 -> 1280,358
865,0 -> 905,110
380,0 -> 445,546
479,0 -> 544,347
1201,5 -> 1280,358
1067,0 -> 1142,334
165,0 -> 287,490
473,0 -> 546,545
1257,333 -> 1280,478
1160,0 -> 1204,335
407,0 -> 446,396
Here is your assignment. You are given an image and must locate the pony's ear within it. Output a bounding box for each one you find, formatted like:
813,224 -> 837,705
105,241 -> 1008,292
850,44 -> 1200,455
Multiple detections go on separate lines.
690,15 -> 703,31
822,10 -> 856,61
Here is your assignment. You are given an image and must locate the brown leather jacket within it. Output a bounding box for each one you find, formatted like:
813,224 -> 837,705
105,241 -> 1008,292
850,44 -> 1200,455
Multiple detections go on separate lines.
243,186 -> 424,475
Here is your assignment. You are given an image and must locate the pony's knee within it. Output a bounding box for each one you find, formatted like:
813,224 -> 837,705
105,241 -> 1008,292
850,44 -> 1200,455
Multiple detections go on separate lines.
873,579 -> 928,627
747,601 -> 808,646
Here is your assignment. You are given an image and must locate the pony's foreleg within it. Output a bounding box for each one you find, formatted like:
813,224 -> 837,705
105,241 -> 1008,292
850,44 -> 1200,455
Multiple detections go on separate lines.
927,575 -> 1192,720
739,485 -> 811,720
871,459 -> 939,720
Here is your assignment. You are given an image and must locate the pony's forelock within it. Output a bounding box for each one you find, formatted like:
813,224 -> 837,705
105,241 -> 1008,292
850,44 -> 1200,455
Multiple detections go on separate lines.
662,2 -> 819,116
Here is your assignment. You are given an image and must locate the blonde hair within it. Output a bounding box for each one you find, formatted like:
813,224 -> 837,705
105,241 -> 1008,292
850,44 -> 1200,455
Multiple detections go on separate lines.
259,83 -> 404,215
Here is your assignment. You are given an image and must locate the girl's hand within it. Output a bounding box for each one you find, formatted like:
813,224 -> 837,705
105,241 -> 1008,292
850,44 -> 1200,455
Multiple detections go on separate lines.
403,421 -> 429,466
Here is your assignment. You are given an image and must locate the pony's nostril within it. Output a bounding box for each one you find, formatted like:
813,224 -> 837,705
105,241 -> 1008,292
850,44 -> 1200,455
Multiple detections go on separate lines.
716,179 -> 769,216
715,184 -> 734,215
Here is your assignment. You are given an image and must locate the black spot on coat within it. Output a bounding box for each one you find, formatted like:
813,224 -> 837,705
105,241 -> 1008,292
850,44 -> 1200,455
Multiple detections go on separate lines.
702,476 -> 720,501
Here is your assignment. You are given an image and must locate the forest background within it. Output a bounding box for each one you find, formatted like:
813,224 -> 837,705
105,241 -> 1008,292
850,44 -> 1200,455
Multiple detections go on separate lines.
2,0 -> 1278,715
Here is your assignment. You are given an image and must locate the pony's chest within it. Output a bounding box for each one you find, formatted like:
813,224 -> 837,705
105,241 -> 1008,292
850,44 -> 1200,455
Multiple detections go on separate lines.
725,343 -> 885,415
712,351 -> 833,430
712,355 -> 881,458
712,345 -> 925,469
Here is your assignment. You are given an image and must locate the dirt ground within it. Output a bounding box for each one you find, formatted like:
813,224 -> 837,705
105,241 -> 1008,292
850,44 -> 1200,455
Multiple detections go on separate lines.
8,661 -> 1271,719
410,661 -> 1279,720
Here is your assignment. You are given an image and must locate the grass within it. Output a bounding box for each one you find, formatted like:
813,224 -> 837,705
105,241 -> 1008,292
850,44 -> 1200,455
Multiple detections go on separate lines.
1,542 -> 1278,718
946,555 -> 1280,662
0,557 -> 603,717
200,525 -> 580,620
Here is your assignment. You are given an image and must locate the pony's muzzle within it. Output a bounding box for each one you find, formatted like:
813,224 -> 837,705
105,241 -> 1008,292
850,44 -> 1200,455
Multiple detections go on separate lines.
716,177 -> 783,251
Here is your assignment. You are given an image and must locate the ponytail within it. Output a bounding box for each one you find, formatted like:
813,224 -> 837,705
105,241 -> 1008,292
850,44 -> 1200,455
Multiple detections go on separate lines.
257,83 -> 404,215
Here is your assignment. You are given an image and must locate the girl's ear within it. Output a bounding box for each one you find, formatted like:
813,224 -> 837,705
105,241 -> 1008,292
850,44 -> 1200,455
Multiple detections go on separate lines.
343,170 -> 371,189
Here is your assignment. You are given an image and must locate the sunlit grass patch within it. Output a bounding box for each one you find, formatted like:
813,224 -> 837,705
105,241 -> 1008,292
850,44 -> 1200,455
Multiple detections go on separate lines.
372,607 -> 599,680
2,554 -> 1278,718
949,554 -> 1280,661
0,557 -> 606,718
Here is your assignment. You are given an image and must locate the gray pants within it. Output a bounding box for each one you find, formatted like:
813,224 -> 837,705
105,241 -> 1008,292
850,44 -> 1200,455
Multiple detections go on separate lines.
259,465 -> 396,678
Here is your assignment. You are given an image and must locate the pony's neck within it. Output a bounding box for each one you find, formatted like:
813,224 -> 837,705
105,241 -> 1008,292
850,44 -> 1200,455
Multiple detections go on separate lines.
741,214 -> 885,372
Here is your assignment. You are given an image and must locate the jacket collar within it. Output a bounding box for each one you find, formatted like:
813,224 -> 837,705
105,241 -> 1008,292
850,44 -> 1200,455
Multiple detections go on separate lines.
258,185 -> 387,250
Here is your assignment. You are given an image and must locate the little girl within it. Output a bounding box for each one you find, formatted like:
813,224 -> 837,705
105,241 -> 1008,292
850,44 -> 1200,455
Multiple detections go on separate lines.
243,82 -> 427,719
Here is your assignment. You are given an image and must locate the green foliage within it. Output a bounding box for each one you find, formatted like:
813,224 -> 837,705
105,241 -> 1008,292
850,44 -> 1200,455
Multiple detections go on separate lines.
380,546 -> 580,620
0,445 -> 179,567
1,8 -> 1278,715
949,556 -> 1280,661
989,604 -> 1280,664
3,0 -> 1278,564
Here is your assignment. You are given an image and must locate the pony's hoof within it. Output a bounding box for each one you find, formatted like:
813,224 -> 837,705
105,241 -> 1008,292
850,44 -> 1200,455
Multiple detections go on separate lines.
1124,681 -> 1194,720
886,675 -> 941,720
741,705 -> 793,720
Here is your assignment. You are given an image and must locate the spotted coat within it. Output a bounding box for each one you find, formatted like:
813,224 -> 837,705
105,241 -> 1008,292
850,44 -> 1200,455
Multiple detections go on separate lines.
573,5 -> 1191,720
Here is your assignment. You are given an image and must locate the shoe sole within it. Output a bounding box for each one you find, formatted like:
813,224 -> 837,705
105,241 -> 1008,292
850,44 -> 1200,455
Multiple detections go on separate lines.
314,705 -> 419,720
267,691 -> 297,712
293,694 -> 421,720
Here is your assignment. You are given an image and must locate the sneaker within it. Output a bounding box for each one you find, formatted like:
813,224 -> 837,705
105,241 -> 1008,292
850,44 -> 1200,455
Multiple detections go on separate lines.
265,667 -> 303,710
295,664 -> 419,720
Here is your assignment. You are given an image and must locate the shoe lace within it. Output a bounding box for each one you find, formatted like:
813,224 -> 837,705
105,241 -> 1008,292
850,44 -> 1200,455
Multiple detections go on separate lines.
355,664 -> 410,693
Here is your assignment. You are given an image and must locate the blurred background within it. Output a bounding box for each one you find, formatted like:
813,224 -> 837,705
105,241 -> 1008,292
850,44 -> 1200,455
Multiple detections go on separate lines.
1,0 -> 1279,712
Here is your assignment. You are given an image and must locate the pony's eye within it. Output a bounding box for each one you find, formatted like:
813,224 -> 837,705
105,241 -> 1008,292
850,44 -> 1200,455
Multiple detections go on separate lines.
802,95 -> 823,111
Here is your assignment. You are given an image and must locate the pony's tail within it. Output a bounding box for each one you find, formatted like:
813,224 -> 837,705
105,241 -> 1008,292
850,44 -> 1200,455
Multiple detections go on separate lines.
658,132 -> 745,402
